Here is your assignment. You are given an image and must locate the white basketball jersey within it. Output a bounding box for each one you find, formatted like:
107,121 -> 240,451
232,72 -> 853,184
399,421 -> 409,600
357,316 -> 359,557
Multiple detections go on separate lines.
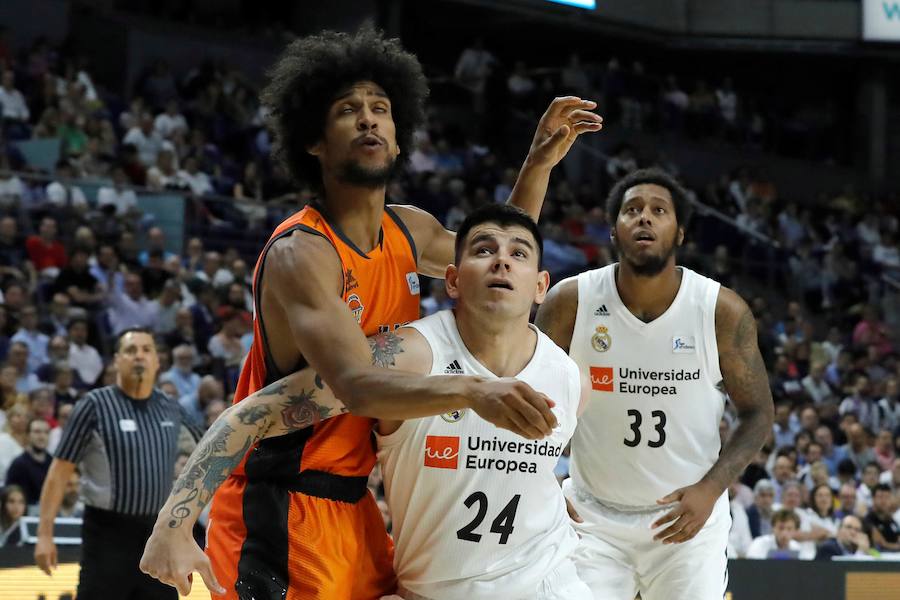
568,265 -> 725,509
376,310 -> 580,600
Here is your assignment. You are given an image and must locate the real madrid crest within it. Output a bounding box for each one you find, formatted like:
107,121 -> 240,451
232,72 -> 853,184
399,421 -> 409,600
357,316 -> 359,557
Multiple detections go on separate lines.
441,409 -> 466,423
591,326 -> 612,353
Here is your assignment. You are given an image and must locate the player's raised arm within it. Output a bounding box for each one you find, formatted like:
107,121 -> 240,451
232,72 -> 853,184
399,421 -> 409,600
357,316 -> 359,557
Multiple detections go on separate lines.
652,288 -> 774,544
391,97 -> 601,278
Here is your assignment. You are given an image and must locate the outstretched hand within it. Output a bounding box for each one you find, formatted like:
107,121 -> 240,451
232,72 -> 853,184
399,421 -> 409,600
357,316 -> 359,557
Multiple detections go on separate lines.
651,480 -> 721,544
526,97 -> 603,170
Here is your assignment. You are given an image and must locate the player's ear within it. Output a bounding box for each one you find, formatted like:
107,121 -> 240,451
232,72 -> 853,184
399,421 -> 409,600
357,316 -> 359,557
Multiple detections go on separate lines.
444,264 -> 461,300
307,139 -> 323,157
534,270 -> 551,305
676,226 -> 685,247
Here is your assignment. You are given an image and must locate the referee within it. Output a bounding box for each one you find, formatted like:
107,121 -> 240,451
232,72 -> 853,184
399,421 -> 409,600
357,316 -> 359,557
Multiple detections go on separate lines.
34,327 -> 203,599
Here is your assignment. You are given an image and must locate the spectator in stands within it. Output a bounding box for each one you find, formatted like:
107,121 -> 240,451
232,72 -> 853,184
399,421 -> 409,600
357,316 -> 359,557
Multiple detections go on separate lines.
0,400 -> 28,481
160,344 -> 199,400
154,99 -> 188,140
55,469 -> 84,518
879,457 -> 900,489
815,425 -> 847,476
0,484 -> 26,546
49,363 -> 78,408
53,246 -> 103,311
873,429 -> 896,473
25,217 -> 67,276
29,387 -> 56,428
124,113 -> 166,167
772,400 -> 799,449
11,307 -> 49,375
107,272 -> 158,335
770,454 -> 796,502
746,509 -> 803,559
746,479 -> 776,539
865,484 -> 900,551
47,402 -> 72,456
856,462 -> 882,511
835,482 -> 865,520
814,515 -> 871,560
36,336 -> 69,382
779,480 -> 828,559
715,77 -> 738,139
137,227 -> 175,266
0,216 -> 29,282
90,243 -> 124,296
802,360 -> 834,405
45,159 -> 88,210
8,341 -> 41,393
208,307 -> 248,386
40,294 -> 71,338
0,70 -> 31,140
188,282 -> 218,350
852,305 -> 892,358
805,484 -> 839,537
841,422 -> 875,472
4,417 -> 51,507
66,317 -> 102,388
876,377 -> 900,432
178,374 -> 223,428
454,37 -> 496,114
97,166 -> 139,217
152,279 -> 182,336
177,156 -> 213,196
839,376 -> 876,432
204,399 -> 226,429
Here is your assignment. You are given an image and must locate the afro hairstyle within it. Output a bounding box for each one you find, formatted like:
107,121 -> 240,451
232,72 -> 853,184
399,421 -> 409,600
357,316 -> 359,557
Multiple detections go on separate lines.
260,25 -> 429,189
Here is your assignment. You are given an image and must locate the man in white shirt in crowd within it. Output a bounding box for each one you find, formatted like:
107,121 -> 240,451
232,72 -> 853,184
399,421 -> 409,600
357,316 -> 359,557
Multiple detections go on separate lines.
176,157 -> 213,196
124,113 -> 165,166
802,361 -> 834,405
66,317 -> 103,387
154,100 -> 188,140
45,160 -> 88,209
107,272 -> 159,335
97,166 -> 139,217
746,509 -> 803,559
0,69 -> 30,138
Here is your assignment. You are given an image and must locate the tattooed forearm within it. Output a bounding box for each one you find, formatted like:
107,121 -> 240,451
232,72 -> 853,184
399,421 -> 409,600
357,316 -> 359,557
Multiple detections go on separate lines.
280,388 -> 348,431
167,414 -> 259,528
369,331 -> 405,367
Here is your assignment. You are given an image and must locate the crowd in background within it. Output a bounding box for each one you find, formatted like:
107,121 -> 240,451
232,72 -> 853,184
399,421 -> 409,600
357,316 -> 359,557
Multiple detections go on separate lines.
0,32 -> 899,560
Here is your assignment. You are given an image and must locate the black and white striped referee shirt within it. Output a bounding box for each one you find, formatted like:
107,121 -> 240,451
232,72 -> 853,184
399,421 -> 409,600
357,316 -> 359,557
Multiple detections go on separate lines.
54,385 -> 204,517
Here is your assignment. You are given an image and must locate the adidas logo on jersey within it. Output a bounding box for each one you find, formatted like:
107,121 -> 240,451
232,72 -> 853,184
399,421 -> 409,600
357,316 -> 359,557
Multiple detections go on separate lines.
594,305 -> 610,316
444,360 -> 464,375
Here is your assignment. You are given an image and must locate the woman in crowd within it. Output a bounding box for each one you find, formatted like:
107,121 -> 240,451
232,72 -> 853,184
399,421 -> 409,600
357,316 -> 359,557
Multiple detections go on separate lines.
0,484 -> 27,547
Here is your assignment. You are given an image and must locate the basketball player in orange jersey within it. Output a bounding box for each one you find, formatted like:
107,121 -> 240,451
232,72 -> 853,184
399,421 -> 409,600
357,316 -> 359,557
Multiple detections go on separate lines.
140,26 -> 601,600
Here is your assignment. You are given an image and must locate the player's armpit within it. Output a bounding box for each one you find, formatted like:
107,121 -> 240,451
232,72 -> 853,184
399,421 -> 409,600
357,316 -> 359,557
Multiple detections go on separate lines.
702,287 -> 774,493
534,277 -> 578,353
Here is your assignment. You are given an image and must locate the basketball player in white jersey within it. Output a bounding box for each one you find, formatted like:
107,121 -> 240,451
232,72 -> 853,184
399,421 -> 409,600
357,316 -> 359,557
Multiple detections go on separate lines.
145,204 -> 590,599
535,167 -> 774,600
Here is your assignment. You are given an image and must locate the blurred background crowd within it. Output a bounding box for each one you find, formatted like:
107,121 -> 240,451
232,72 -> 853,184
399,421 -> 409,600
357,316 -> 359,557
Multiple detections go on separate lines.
1,0 -> 899,563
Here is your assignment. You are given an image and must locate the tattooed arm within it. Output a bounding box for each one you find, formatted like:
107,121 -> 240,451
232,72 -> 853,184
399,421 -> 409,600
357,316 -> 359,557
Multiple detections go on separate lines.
651,287 -> 774,545
704,287 -> 774,492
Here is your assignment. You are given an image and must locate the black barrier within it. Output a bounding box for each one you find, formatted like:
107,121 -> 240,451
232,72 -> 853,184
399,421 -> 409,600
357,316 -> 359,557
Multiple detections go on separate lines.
1,551 -> 899,600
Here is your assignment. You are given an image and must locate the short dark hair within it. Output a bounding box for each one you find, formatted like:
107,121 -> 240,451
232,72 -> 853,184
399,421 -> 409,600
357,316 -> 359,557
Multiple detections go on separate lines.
454,204 -> 543,266
606,167 -> 693,229
873,483 -> 892,496
67,317 -> 89,331
115,327 -> 155,352
771,508 -> 801,528
260,25 -> 428,189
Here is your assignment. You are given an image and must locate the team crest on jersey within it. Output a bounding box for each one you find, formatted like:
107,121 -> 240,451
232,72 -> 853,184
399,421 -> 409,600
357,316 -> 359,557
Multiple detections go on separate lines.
347,294 -> 364,323
591,326 -> 612,352
441,409 -> 466,423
